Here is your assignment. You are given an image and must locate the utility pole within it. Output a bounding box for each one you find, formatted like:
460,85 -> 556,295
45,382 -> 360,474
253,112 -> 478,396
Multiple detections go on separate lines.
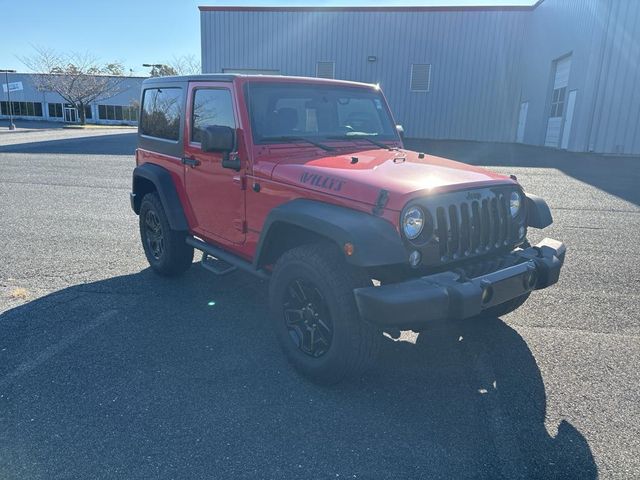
0,69 -> 17,130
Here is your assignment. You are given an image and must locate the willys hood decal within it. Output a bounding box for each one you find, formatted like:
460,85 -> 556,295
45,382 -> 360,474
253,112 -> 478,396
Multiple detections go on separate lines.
270,148 -> 514,211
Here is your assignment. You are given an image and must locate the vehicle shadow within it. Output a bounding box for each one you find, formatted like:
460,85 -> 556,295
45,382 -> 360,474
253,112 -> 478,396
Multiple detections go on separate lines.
0,267 -> 596,479
0,132 -> 137,155
406,137 -> 640,207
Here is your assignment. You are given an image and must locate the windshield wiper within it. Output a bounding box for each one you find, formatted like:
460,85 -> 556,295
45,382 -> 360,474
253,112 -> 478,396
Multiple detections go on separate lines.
326,134 -> 395,151
260,135 -> 334,152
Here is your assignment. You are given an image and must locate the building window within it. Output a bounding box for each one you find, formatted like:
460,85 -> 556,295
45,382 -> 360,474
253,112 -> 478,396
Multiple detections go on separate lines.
549,87 -> 566,118
191,89 -> 235,143
48,103 -> 63,118
1,101 -> 43,117
140,87 -> 182,141
98,104 -> 139,122
410,64 -> 432,92
316,62 -> 335,79
84,105 -> 92,120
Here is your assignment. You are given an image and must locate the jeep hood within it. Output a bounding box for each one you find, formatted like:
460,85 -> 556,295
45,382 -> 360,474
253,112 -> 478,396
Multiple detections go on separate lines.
268,148 -> 515,211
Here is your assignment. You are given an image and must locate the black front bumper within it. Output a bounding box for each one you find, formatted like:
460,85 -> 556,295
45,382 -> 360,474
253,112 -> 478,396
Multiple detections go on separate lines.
354,238 -> 566,328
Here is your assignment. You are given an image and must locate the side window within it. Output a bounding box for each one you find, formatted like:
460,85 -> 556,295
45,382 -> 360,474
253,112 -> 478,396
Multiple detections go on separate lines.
191,89 -> 236,143
140,87 -> 182,141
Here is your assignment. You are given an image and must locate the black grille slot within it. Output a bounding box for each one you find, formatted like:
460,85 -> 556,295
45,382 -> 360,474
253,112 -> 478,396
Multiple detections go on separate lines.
489,197 -> 498,248
498,194 -> 509,246
471,201 -> 481,252
430,190 -> 514,263
448,205 -> 460,257
481,199 -> 491,250
436,206 -> 448,259
460,203 -> 471,256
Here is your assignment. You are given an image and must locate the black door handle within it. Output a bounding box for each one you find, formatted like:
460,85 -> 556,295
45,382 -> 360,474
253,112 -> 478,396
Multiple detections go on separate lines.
182,157 -> 200,167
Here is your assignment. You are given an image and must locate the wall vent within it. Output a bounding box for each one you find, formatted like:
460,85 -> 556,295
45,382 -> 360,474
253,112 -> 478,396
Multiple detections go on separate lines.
316,61 -> 335,79
410,64 -> 432,92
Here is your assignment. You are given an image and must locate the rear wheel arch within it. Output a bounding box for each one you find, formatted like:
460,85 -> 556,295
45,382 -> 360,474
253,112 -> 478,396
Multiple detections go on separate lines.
132,163 -> 188,231
132,176 -> 156,213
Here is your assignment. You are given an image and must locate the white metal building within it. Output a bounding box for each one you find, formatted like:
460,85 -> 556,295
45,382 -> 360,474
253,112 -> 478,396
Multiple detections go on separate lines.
200,0 -> 640,155
0,73 -> 144,126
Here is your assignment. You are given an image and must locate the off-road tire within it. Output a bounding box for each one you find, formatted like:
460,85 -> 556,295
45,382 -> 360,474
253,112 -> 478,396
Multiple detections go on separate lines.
269,242 -> 382,384
139,193 -> 193,276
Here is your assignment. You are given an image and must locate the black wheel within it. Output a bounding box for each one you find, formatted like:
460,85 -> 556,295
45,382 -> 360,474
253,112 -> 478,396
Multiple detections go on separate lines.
269,243 -> 382,384
481,292 -> 531,318
139,193 -> 193,276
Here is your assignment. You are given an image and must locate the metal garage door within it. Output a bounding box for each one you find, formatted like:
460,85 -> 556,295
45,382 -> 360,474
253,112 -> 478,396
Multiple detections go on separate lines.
545,56 -> 571,147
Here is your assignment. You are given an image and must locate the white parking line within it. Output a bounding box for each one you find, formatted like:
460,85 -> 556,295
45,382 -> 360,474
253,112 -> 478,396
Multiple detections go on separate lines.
0,309 -> 118,390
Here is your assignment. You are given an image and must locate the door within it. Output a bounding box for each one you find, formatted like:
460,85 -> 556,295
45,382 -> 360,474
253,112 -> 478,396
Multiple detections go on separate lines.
183,84 -> 245,244
63,106 -> 78,123
561,90 -> 577,150
545,55 -> 571,147
516,101 -> 528,143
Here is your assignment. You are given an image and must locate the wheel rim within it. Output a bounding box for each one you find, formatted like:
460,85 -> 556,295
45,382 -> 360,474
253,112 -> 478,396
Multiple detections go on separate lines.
283,278 -> 333,358
144,210 -> 164,260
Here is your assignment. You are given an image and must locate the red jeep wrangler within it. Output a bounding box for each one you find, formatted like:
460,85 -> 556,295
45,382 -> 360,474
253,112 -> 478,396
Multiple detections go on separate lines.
131,75 -> 565,383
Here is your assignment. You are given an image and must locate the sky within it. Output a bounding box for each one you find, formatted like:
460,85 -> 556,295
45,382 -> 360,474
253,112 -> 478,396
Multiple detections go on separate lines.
1,0 -> 536,75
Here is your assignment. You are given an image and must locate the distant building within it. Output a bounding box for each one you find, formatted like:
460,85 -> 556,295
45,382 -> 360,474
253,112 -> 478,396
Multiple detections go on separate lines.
200,0 -> 640,155
0,73 -> 144,125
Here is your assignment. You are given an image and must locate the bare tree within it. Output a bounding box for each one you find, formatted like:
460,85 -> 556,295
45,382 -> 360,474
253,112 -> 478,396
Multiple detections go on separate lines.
20,46 -> 128,124
148,64 -> 178,77
145,56 -> 201,78
169,55 -> 201,75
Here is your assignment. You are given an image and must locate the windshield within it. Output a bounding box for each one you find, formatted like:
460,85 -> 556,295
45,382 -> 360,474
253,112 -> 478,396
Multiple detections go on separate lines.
246,82 -> 398,144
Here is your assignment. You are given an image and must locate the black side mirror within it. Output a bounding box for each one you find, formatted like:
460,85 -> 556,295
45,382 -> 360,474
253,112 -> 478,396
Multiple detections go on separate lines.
201,125 -> 235,153
396,124 -> 405,140
201,125 -> 240,171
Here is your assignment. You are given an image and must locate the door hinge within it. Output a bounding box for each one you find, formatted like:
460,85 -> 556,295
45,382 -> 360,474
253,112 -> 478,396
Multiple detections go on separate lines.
233,175 -> 247,190
233,219 -> 248,233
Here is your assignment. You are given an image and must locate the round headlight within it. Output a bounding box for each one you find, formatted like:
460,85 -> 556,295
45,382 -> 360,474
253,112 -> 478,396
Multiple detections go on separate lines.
402,206 -> 424,240
510,191 -> 522,218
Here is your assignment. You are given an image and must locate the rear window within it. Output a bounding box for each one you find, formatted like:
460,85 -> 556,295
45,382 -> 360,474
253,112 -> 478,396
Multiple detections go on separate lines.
140,87 -> 182,141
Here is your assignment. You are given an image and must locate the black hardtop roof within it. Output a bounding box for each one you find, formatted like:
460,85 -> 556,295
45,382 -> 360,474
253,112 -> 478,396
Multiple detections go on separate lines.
142,74 -> 236,85
141,74 -> 375,88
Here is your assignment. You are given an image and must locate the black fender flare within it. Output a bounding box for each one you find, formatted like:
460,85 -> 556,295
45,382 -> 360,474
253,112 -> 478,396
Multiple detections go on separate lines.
132,163 -> 189,231
254,199 -> 407,268
526,193 -> 553,229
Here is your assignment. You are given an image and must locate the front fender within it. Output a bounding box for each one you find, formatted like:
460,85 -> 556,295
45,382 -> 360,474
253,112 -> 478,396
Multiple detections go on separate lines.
526,193 -> 553,229
255,199 -> 407,268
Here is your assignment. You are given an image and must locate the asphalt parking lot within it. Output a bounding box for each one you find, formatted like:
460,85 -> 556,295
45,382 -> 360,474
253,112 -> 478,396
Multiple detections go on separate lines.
0,127 -> 638,479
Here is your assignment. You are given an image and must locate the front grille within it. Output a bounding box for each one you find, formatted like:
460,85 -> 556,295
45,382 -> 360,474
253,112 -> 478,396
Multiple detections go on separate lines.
433,192 -> 512,262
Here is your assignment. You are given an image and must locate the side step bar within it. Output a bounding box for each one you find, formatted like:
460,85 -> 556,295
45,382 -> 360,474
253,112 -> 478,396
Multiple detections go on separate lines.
201,253 -> 237,276
186,236 -> 270,280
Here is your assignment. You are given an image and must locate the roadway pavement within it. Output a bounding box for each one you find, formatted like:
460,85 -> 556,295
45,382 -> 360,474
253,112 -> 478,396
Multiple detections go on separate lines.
0,129 -> 638,479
